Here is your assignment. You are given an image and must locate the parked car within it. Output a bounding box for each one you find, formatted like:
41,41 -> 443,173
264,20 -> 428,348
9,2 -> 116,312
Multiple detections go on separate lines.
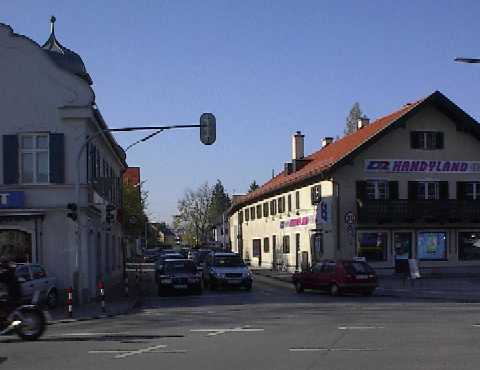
154,253 -> 187,281
142,248 -> 162,263
203,252 -> 252,291
15,263 -> 58,308
292,259 -> 377,296
156,259 -> 202,295
189,249 -> 212,272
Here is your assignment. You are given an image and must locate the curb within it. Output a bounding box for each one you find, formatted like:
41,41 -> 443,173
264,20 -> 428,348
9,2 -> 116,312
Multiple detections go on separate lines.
47,296 -> 140,326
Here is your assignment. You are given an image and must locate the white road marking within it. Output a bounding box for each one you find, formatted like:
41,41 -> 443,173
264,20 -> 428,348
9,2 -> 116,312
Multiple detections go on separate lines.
338,326 -> 384,330
115,344 -> 168,359
61,333 -> 120,337
88,350 -> 133,354
290,348 -> 383,352
190,327 -> 264,336
472,324 -> 480,327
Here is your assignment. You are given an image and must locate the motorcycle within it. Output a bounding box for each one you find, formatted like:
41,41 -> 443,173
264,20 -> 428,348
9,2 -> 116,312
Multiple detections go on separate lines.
0,304 -> 46,341
0,289 -> 46,341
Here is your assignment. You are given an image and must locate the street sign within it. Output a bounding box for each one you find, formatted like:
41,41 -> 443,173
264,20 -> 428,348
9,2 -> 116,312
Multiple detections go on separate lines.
200,113 -> 216,145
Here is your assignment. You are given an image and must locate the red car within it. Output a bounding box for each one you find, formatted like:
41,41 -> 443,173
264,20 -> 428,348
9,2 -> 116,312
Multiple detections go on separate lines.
292,259 -> 378,296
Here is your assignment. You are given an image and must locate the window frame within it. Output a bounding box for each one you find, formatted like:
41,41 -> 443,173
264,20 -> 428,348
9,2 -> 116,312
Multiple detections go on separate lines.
256,204 -> 262,219
458,231 -> 480,261
356,231 -> 389,262
465,182 -> 480,200
417,181 -> 439,200
365,180 -> 389,200
417,231 -> 448,261
263,202 -> 269,218
411,131 -> 443,150
295,191 -> 300,210
19,133 -> 50,184
311,185 -> 322,204
282,235 -> 290,254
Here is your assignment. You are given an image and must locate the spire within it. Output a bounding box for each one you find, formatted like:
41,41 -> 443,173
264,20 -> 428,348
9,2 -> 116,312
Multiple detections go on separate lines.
50,15 -> 56,35
43,15 -> 63,54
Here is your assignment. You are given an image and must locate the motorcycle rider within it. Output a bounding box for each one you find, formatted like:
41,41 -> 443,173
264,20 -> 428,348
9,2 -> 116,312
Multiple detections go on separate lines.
0,258 -> 21,322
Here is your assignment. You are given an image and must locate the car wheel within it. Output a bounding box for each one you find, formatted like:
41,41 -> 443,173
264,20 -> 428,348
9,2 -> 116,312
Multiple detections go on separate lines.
295,282 -> 304,293
46,289 -> 58,309
330,283 -> 340,296
245,283 -> 252,292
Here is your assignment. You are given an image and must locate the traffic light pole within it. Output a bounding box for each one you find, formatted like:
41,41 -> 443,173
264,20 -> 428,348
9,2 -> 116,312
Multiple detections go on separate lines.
72,117 -> 215,301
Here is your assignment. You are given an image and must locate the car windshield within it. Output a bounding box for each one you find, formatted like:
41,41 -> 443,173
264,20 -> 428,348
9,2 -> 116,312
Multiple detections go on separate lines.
343,261 -> 374,274
213,256 -> 245,267
164,261 -> 197,273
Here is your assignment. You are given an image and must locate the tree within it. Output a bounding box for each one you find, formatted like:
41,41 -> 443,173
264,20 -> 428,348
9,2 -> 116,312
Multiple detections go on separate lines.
344,102 -> 363,135
209,179 -> 231,224
248,180 -> 260,193
123,182 -> 149,237
176,183 -> 212,246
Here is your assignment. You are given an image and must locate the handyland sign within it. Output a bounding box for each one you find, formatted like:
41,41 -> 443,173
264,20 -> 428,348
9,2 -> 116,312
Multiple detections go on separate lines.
365,159 -> 480,173
0,191 -> 25,209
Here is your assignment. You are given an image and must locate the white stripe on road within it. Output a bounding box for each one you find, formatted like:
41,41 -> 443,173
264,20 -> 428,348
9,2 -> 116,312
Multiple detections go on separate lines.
115,344 -> 168,359
338,326 -> 384,330
89,350 -> 133,354
290,348 -> 383,352
190,327 -> 264,336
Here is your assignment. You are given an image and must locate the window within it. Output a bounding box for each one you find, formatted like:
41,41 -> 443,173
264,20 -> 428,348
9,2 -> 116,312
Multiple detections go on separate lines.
263,237 -> 270,253
295,191 -> 300,210
417,182 -> 439,200
417,232 -> 447,260
270,199 -> 277,215
459,232 -> 480,261
278,197 -> 285,213
465,182 -> 480,200
238,211 -> 243,224
311,185 -> 321,204
288,194 -> 292,212
366,180 -> 388,200
256,205 -> 262,219
15,266 -> 31,281
19,134 -> 49,183
357,232 -> 388,261
411,131 -> 444,150
31,265 -> 46,279
393,232 -> 412,259
263,203 -> 269,217
250,207 -> 256,220
282,235 -> 290,254
252,239 -> 261,257
245,208 -> 250,222
323,261 -> 336,273
272,235 -> 277,253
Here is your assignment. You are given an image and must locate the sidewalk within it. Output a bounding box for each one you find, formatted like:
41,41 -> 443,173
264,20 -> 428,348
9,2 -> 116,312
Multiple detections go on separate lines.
48,281 -> 141,324
252,268 -> 480,302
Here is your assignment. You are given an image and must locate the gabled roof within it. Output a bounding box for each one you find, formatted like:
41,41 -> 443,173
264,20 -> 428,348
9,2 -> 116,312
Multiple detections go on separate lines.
232,91 -> 479,211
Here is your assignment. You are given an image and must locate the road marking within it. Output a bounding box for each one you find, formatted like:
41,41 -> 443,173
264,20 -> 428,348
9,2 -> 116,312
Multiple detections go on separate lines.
338,326 -> 384,330
89,350 -> 135,354
472,324 -> 480,327
115,344 -> 168,359
290,348 -> 383,352
62,332 -> 119,336
190,327 -> 264,336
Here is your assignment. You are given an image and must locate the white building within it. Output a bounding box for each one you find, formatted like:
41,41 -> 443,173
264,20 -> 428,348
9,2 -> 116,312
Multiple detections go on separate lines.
0,18 -> 126,301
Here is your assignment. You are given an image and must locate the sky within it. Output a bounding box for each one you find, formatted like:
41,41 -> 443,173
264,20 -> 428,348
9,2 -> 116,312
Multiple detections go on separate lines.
3,1 -> 480,222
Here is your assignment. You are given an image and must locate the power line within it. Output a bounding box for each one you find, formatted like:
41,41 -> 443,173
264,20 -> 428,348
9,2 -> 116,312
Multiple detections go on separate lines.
125,129 -> 165,151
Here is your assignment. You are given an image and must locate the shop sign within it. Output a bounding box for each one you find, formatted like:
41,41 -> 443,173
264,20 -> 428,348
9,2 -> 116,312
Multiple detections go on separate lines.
0,191 -> 25,209
365,159 -> 480,173
315,199 -> 330,226
280,216 -> 310,229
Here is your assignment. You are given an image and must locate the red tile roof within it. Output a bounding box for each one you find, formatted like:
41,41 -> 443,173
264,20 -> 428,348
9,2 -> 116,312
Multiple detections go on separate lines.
237,96 -> 426,207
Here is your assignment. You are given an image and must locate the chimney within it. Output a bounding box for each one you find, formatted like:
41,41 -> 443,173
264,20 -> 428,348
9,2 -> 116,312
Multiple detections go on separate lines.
357,116 -> 370,130
322,137 -> 333,148
292,131 -> 304,160
284,162 -> 293,175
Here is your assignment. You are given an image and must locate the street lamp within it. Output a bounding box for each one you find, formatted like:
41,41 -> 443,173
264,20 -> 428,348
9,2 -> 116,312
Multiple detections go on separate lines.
454,57 -> 480,64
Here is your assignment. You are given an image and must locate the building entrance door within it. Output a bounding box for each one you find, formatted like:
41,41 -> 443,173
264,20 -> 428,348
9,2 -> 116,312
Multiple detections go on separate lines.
0,229 -> 32,263
393,232 -> 412,272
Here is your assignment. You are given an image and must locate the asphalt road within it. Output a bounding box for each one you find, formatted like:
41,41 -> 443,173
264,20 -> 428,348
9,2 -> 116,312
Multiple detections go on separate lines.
2,275 -> 480,370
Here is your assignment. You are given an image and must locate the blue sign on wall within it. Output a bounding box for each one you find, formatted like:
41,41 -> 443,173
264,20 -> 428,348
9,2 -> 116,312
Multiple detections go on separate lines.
0,191 -> 25,208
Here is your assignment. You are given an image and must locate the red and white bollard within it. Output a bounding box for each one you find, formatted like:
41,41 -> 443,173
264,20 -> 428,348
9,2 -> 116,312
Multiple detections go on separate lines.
66,287 -> 73,318
98,281 -> 106,313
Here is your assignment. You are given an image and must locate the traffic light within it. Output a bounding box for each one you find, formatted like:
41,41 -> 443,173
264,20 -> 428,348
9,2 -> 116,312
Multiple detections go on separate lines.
66,203 -> 78,221
200,113 -> 216,145
106,204 -> 115,224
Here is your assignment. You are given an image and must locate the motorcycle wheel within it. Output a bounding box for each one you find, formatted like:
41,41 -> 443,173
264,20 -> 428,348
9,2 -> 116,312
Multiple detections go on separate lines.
15,308 -> 46,341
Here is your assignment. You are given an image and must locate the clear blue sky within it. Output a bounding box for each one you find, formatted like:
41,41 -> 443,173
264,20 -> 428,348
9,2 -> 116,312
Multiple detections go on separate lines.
3,1 -> 480,222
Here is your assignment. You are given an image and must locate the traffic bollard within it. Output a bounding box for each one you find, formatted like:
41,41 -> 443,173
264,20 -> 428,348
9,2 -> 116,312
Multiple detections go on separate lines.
98,280 -> 106,313
66,287 -> 73,318
124,275 -> 129,297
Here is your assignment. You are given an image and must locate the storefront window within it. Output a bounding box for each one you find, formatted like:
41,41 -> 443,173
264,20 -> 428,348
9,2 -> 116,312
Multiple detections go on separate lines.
458,232 -> 480,261
357,232 -> 388,262
394,232 -> 412,259
417,232 -> 447,260
0,229 -> 32,263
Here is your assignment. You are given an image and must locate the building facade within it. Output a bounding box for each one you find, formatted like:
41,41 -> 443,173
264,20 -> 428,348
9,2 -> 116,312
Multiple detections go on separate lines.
229,91 -> 480,275
0,20 -> 126,301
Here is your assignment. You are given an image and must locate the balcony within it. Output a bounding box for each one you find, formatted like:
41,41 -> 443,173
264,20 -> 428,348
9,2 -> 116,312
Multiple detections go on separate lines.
357,200 -> 480,224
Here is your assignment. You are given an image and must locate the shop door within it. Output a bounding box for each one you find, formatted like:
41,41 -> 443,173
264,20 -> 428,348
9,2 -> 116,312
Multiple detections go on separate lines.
0,229 -> 32,263
393,232 -> 412,271
252,239 -> 261,266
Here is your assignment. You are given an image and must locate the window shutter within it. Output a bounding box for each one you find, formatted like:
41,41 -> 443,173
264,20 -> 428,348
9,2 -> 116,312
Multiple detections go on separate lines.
408,181 -> 418,200
410,132 -> 419,149
457,182 -> 465,201
439,181 -> 449,200
356,181 -> 367,201
436,132 -> 444,149
388,181 -> 399,200
3,135 -> 19,184
49,133 -> 65,184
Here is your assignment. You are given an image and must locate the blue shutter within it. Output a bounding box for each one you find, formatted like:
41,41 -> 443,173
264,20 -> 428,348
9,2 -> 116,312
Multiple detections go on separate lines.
49,133 -> 65,183
3,135 -> 19,184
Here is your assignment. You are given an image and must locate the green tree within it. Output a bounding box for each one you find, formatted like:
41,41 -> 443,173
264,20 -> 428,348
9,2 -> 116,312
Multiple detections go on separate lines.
248,180 -> 259,193
344,102 -> 363,135
209,179 -> 231,224
123,182 -> 148,237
